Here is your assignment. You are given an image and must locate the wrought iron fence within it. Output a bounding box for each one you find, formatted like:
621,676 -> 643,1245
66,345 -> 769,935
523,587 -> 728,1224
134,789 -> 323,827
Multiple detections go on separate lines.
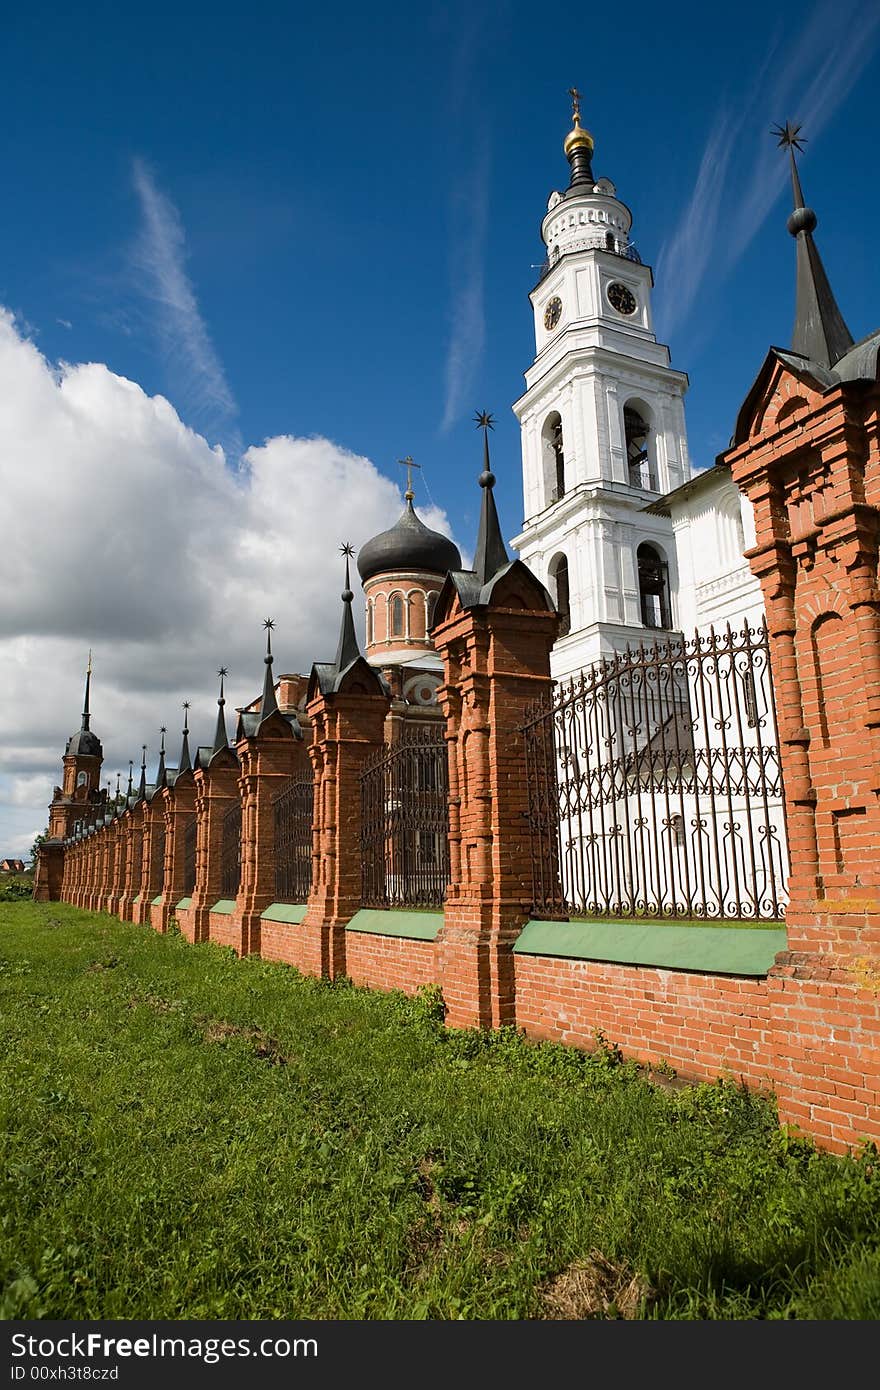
151,822 -> 166,893
183,818 -> 197,896
521,623 -> 789,921
221,802 -> 241,898
273,777 -> 314,903
361,729 -> 450,908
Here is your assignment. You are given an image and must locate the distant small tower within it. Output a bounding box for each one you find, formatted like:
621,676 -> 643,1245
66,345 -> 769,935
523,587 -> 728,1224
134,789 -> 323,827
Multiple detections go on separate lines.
48,655 -> 104,840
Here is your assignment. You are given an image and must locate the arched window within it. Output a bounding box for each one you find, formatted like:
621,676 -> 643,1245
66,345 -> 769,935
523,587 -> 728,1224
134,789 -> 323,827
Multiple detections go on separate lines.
624,405 -> 656,490
548,553 -> 571,637
542,411 -> 566,503
76,771 -> 88,789
390,593 -> 405,638
605,231 -> 615,252
637,543 -> 671,630
366,601 -> 373,646
426,591 -> 439,629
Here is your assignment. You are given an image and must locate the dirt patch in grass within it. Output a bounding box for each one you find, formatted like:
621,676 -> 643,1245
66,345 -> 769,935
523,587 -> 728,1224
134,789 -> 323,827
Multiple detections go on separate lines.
540,1251 -> 654,1320
200,1018 -> 290,1066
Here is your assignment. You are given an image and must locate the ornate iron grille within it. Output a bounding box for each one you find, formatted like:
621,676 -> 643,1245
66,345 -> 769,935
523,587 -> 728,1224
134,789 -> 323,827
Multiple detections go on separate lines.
221,802 -> 241,898
183,818 -> 197,896
151,822 -> 166,893
521,623 -> 789,921
273,778 -> 314,903
361,729 -> 450,908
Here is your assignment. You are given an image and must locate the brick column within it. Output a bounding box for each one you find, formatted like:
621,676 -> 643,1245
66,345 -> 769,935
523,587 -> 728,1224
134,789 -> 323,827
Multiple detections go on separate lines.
191,757 -> 240,942
152,781 -> 196,933
231,716 -> 304,956
432,564 -> 558,1028
298,681 -> 390,977
33,840 -> 65,903
117,814 -> 144,922
724,356 -> 880,1150
106,815 -> 129,918
133,800 -> 164,926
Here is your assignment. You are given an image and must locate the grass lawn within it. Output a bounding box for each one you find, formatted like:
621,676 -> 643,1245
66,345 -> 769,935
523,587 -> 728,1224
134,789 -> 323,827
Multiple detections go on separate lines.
1,902 -> 879,1320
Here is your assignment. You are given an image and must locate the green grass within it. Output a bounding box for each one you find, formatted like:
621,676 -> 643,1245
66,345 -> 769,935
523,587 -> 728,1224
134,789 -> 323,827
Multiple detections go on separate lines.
1,902 -> 878,1321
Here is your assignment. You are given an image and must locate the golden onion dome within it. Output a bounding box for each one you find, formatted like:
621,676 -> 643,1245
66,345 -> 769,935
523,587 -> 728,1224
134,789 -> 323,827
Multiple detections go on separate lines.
564,116 -> 594,159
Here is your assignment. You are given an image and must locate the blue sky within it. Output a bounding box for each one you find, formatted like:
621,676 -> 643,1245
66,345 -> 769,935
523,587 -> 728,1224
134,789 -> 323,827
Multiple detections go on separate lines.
1,0 -> 879,854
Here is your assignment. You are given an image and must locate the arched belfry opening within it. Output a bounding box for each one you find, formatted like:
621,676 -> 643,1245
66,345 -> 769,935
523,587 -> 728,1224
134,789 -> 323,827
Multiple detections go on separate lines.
542,411 -> 566,503
637,542 -> 671,630
624,404 -> 656,491
548,552 -> 571,636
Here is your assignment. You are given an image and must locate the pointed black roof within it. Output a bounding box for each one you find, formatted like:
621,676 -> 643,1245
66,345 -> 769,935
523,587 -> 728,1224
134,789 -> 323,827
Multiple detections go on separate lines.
66,656 -> 103,759
137,746 -> 147,802
776,122 -> 853,371
178,703 -> 192,775
213,669 -> 229,754
259,620 -> 278,724
335,544 -> 360,672
472,413 -> 509,586
310,545 -> 390,699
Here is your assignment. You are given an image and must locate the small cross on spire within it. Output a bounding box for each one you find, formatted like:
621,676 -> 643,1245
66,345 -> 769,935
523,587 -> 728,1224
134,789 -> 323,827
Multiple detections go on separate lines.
568,87 -> 583,124
397,456 -> 421,500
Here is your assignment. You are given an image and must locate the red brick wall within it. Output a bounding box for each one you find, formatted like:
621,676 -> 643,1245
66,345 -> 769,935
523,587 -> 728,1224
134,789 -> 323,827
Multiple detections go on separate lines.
513,954 -> 776,1085
346,932 -> 437,995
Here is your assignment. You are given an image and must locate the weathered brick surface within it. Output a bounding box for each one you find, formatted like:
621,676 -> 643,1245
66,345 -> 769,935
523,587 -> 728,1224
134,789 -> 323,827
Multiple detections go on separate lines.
723,354 -> 880,1149
191,759 -> 239,943
346,932 -> 437,994
514,954 -> 776,1086
432,566 -> 559,1028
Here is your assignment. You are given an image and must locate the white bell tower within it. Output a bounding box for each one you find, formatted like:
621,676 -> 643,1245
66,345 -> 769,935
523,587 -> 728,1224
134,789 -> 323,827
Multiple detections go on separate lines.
511,93 -> 693,679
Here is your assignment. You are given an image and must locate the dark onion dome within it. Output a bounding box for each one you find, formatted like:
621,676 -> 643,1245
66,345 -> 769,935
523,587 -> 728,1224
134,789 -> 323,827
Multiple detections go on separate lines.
65,726 -> 102,757
357,499 -> 461,584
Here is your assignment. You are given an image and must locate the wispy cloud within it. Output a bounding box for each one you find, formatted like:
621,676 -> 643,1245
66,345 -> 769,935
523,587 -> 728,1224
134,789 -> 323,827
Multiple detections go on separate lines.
441,129 -> 490,432
655,0 -> 880,338
130,158 -> 241,455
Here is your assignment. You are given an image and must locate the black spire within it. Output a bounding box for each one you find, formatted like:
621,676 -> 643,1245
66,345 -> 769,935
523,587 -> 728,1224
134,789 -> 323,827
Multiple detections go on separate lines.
81,651 -> 92,731
178,702 -> 192,774
213,668 -> 230,754
773,121 -> 853,370
127,760 -> 134,799
259,619 -> 278,722
157,727 -> 167,788
564,86 -> 595,190
472,412 -> 509,586
138,745 -> 147,800
335,543 -> 361,672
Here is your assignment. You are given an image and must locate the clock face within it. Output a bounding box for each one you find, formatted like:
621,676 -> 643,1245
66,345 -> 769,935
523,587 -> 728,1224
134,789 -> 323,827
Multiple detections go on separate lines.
607,282 -> 637,316
543,296 -> 563,331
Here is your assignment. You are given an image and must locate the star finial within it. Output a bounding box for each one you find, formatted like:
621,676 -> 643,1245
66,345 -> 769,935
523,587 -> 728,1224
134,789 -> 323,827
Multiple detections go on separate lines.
160,725 -> 167,735
474,410 -> 495,431
772,120 -> 806,152
262,617 -> 275,631
340,542 -> 355,558
217,666 -> 228,679
182,700 -> 190,711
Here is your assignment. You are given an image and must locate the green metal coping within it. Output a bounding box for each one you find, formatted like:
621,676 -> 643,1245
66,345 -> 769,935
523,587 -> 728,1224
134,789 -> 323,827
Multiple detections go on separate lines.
175,897 -> 192,910
209,900 -> 236,915
513,919 -> 787,977
346,909 -> 443,942
151,895 -> 162,906
260,903 -> 308,924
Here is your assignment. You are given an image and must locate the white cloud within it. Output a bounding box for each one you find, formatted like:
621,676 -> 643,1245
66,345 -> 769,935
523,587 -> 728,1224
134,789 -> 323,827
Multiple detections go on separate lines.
0,309 -> 460,853
130,159 -> 241,456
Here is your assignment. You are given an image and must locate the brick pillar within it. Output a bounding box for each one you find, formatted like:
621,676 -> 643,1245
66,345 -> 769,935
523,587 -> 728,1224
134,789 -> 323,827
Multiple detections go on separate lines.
117,815 -> 144,922
231,716 -> 303,956
106,816 -> 129,917
724,357 -> 880,1151
191,757 -> 240,942
96,824 -> 113,913
133,800 -> 163,926
298,681 -> 390,978
33,840 -> 65,902
432,565 -> 558,1029
153,782 -> 196,933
